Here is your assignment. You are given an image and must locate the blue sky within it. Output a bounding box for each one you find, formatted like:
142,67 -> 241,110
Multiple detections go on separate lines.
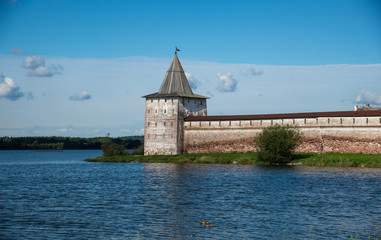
0,0 -> 380,137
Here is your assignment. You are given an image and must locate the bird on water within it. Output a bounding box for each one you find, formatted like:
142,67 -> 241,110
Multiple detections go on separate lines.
200,219 -> 214,227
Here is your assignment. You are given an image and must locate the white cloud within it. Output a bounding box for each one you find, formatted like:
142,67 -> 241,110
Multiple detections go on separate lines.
121,129 -> 130,134
69,90 -> 91,101
134,128 -> 144,135
217,72 -> 238,92
23,55 -> 62,77
28,65 -> 59,77
0,73 -> 24,101
24,55 -> 44,69
240,68 -> 263,76
355,90 -> 381,105
185,72 -> 200,90
56,128 -> 73,133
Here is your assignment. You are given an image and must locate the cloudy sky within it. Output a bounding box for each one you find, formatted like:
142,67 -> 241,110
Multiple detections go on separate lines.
1,0 -> 380,137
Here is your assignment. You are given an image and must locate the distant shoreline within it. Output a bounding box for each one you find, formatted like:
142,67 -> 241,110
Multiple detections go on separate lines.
85,152 -> 381,168
0,136 -> 143,150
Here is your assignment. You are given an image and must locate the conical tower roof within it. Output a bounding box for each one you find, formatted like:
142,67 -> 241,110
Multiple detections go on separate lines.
158,52 -> 193,95
143,52 -> 208,99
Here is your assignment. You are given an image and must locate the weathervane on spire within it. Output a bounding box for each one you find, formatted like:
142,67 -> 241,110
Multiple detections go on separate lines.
175,47 -> 180,54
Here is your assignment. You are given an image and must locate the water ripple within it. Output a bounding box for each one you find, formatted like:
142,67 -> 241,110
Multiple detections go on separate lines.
0,151 -> 380,239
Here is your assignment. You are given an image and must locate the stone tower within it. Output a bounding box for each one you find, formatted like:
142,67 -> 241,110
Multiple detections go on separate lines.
143,52 -> 208,155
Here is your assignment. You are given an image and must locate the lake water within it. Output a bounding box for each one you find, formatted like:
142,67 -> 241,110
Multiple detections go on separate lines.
0,150 -> 380,239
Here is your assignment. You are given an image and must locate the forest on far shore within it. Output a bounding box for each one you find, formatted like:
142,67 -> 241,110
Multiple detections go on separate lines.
0,136 -> 143,150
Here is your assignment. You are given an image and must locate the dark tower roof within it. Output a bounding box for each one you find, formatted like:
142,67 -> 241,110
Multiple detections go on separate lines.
159,52 -> 193,95
143,52 -> 208,99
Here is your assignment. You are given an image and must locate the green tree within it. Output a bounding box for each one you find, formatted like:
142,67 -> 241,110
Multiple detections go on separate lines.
254,124 -> 302,164
0,136 -> 143,150
101,134 -> 126,156
101,143 -> 126,156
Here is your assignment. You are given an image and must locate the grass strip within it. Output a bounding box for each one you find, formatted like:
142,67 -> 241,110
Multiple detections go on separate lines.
85,152 -> 381,168
298,152 -> 381,168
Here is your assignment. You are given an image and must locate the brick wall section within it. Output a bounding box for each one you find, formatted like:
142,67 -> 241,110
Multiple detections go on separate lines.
184,116 -> 381,154
185,137 -> 381,154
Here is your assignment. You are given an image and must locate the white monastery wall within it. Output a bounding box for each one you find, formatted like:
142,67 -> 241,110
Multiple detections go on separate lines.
184,116 -> 381,154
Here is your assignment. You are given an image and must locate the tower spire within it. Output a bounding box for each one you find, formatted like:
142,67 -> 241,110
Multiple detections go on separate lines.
158,52 -> 193,95
142,51 -> 208,99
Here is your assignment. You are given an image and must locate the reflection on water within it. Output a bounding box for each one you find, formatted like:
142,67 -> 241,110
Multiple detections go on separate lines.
0,151 -> 380,239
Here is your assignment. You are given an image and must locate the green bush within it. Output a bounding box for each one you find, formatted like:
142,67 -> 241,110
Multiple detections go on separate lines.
254,124 -> 302,164
101,143 -> 126,156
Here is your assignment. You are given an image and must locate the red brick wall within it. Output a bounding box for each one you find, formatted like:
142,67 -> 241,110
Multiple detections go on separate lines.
185,136 -> 381,154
